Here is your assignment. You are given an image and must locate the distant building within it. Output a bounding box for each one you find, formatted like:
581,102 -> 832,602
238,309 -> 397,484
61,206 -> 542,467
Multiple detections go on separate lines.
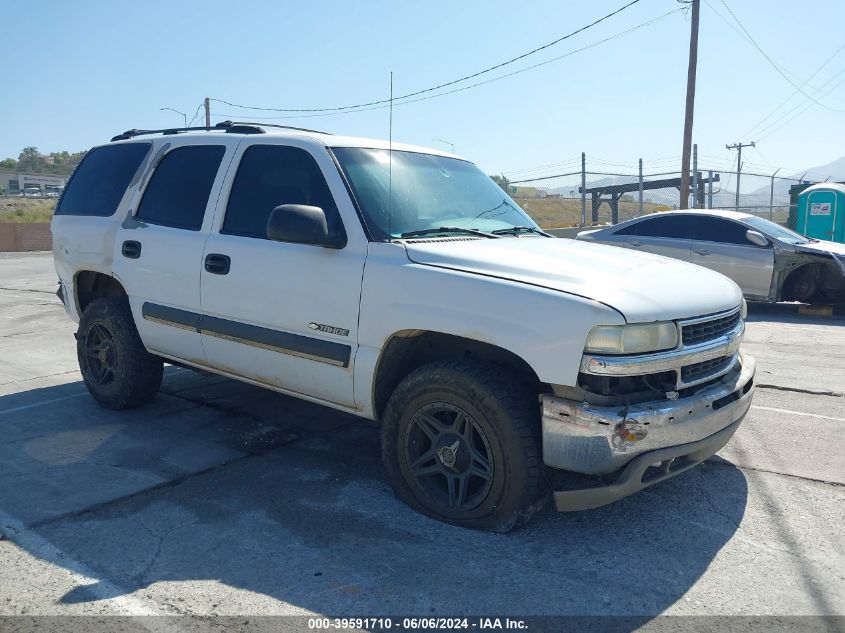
0,169 -> 67,195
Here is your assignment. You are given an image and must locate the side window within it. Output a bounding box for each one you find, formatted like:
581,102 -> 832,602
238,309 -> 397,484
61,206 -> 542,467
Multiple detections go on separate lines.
689,217 -> 750,245
135,145 -> 225,231
616,215 -> 689,239
55,143 -> 151,217
222,145 -> 342,239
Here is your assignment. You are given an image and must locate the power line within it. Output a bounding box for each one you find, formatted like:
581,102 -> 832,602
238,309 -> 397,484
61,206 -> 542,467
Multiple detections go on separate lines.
186,102 -> 205,127
742,42 -> 845,139
505,157 -> 583,177
210,0 -> 645,114
717,0 -> 845,113
209,7 -> 681,121
750,65 -> 845,139
751,145 -> 775,169
757,70 -> 845,140
703,0 -> 802,85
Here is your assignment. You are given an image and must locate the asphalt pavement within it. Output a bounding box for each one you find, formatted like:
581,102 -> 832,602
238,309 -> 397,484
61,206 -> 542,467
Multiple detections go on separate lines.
0,251 -> 842,627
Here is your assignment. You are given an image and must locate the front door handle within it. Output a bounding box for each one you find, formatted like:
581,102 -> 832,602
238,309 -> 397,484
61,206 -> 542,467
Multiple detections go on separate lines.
694,248 -> 710,255
204,253 -> 231,275
121,240 -> 141,259
629,240 -> 642,247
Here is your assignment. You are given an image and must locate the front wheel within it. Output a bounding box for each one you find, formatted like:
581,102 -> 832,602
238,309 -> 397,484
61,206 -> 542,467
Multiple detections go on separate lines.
77,298 -> 163,410
381,360 -> 546,532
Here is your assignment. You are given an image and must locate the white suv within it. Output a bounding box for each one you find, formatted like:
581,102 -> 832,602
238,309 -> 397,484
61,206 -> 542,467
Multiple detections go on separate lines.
52,122 -> 755,531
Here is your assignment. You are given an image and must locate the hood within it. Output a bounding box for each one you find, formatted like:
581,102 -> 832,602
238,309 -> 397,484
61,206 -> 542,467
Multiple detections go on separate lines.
793,239 -> 845,274
402,237 -> 743,322
794,239 -> 845,257
576,228 -> 602,239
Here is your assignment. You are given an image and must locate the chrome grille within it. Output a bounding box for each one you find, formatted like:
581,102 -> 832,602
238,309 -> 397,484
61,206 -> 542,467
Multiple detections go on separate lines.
682,311 -> 740,346
681,356 -> 733,383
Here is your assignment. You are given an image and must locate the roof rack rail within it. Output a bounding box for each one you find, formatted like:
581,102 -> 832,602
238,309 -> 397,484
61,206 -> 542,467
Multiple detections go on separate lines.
219,121 -> 332,135
110,121 -> 266,142
110,120 -> 330,142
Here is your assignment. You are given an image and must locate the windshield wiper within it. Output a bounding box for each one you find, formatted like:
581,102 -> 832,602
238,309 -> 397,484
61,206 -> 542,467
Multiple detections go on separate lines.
491,226 -> 553,237
399,226 -> 500,239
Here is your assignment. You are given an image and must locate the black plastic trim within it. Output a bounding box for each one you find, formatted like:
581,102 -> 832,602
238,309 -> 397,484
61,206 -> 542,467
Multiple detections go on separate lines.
204,253 -> 231,275
140,302 -> 350,367
325,147 -> 375,243
201,314 -> 351,367
122,240 -> 142,259
141,303 -> 200,332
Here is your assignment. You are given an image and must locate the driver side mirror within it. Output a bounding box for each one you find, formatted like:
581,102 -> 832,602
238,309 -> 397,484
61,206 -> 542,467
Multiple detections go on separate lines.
266,204 -> 346,249
746,229 -> 768,247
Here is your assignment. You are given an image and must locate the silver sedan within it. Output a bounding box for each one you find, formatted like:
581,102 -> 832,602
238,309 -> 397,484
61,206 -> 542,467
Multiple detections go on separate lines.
576,210 -> 845,303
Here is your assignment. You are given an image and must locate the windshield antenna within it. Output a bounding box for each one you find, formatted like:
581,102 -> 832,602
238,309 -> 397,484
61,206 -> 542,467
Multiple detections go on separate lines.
388,71 -> 393,238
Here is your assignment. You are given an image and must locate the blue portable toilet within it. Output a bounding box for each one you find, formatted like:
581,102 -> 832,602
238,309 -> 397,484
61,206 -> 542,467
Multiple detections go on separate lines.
797,183 -> 845,243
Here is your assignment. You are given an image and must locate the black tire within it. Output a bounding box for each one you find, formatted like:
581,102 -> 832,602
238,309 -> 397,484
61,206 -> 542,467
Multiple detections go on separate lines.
381,360 -> 546,532
784,266 -> 819,303
76,297 -> 163,410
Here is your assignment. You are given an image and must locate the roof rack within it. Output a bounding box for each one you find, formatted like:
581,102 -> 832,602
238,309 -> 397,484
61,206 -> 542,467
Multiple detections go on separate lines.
110,120 -> 331,142
224,121 -> 331,135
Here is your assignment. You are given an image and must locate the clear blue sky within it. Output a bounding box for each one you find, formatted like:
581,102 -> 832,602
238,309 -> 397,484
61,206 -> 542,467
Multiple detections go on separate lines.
3,0 -> 844,179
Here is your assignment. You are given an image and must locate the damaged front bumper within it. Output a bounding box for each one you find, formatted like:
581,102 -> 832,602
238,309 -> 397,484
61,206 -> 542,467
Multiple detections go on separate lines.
540,352 -> 755,511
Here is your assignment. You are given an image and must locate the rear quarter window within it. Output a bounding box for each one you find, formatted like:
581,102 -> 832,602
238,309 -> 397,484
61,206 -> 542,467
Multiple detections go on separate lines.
55,143 -> 151,217
135,145 -> 225,231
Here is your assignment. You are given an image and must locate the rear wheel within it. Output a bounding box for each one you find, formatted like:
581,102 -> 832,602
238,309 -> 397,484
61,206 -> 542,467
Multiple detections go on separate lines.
381,360 -> 546,532
77,298 -> 163,410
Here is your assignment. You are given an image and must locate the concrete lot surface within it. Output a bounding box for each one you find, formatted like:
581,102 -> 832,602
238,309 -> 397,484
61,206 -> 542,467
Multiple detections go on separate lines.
0,252 -> 843,624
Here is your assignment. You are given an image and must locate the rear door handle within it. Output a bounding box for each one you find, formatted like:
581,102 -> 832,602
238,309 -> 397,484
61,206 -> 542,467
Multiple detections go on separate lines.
121,240 -> 141,259
204,253 -> 231,275
694,248 -> 710,255
629,240 -> 642,247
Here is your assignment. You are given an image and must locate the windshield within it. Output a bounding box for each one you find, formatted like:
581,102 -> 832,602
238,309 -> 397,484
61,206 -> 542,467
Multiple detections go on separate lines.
332,147 -> 538,240
742,215 -> 812,244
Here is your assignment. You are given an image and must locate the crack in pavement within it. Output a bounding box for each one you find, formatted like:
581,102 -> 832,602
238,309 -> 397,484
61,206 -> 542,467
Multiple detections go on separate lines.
757,383 -> 844,398
21,452 -> 256,534
159,389 -> 272,425
0,327 -> 71,339
0,369 -> 79,388
708,458 -> 844,487
0,286 -> 57,295
19,391 -> 359,532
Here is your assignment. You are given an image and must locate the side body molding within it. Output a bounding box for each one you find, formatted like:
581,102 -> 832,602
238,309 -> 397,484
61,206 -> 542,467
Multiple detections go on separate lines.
141,302 -> 351,367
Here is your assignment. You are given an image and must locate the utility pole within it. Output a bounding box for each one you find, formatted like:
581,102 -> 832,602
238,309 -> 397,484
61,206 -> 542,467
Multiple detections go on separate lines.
204,97 -> 211,128
726,141 -> 754,208
679,0 -> 700,209
707,170 -> 714,209
769,168 -> 780,219
580,152 -> 587,226
692,143 -> 699,208
638,158 -> 644,216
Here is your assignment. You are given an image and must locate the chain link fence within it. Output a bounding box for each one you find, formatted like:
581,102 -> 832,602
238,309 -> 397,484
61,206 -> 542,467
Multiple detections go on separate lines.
503,153 -> 840,230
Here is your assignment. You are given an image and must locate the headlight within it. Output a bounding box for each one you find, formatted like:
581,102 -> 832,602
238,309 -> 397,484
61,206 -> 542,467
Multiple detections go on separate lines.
740,299 -> 748,320
585,322 -> 678,355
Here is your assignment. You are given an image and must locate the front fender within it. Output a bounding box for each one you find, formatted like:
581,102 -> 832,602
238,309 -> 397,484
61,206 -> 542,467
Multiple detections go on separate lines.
356,243 -> 624,405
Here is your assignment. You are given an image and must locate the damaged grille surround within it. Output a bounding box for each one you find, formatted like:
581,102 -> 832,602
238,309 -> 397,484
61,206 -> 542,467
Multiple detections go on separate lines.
579,307 -> 744,397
